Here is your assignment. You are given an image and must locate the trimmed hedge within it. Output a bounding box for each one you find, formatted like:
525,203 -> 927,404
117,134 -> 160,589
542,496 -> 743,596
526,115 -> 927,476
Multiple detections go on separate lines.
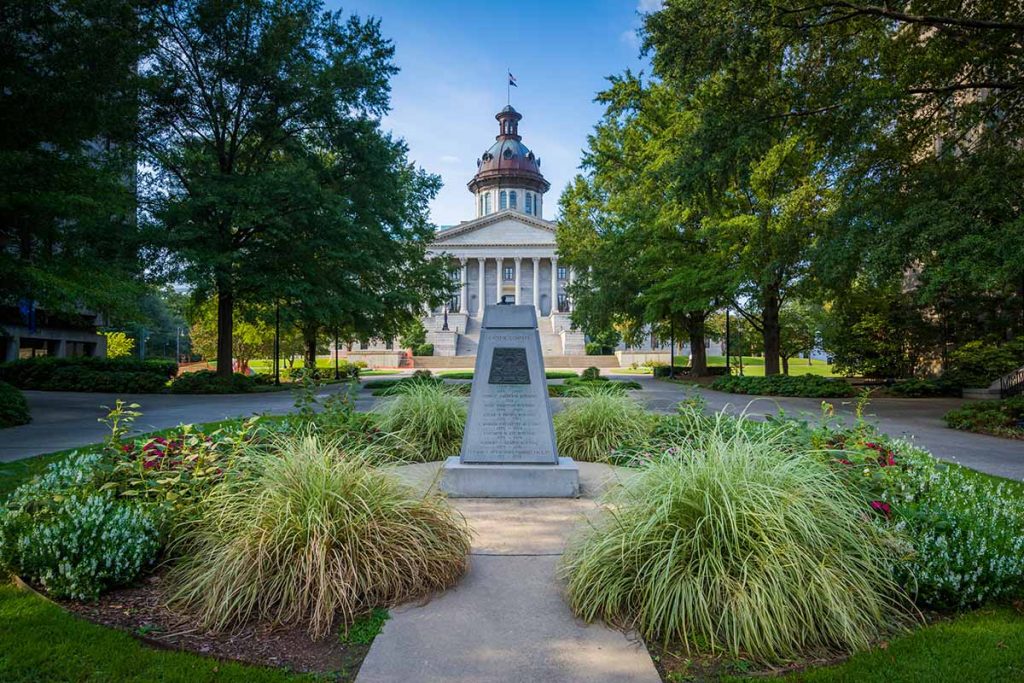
0,357 -> 176,393
889,378 -> 961,398
711,373 -> 856,398
943,397 -> 1024,439
168,370 -> 270,394
0,380 -> 30,428
414,343 -> 434,357
654,365 -> 729,379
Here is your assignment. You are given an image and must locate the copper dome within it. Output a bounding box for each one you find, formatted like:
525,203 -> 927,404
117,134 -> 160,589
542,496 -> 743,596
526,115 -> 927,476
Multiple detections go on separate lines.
468,106 -> 550,194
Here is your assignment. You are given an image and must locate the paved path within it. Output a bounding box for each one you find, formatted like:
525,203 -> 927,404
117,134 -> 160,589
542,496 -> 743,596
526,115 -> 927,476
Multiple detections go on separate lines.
0,384 -> 377,463
627,376 -> 1024,480
357,462 -> 660,683
4,375 -> 1022,481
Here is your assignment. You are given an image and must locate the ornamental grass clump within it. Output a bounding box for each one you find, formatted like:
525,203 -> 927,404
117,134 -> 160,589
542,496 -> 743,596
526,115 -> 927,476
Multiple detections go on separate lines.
374,381 -> 467,461
553,387 -> 652,462
561,423 -> 914,662
164,433 -> 470,639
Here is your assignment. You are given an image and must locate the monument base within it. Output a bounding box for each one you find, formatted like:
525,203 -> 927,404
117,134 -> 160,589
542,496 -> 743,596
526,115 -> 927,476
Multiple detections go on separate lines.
440,456 -> 580,498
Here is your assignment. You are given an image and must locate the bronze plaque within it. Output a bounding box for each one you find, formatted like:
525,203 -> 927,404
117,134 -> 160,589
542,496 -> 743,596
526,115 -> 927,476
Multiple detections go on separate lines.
488,347 -> 531,385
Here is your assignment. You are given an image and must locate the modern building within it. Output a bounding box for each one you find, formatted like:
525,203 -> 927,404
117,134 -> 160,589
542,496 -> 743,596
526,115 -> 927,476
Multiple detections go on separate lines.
421,105 -> 584,357
1,305 -> 107,362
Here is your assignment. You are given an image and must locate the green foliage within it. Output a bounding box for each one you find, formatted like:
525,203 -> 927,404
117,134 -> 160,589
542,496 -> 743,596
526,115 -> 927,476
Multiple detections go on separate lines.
374,382 -> 467,461
553,390 -> 653,462
340,608 -> 390,645
0,452 -> 160,600
1,1 -> 146,320
168,370 -> 265,394
0,381 -> 30,428
398,319 -> 427,350
711,373 -> 856,398
580,366 -> 601,381
0,357 -> 177,394
944,339 -> 1024,388
164,433 -> 470,639
888,378 -> 960,398
414,343 -> 434,357
103,332 -> 135,359
943,398 -> 1024,439
561,423 -> 911,662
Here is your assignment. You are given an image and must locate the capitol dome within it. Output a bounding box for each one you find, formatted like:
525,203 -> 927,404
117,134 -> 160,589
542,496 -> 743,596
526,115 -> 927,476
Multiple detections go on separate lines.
468,106 -> 550,218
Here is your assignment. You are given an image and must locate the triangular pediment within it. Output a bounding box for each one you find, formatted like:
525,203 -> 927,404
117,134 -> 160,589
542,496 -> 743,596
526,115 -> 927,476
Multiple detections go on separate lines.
432,210 -> 556,246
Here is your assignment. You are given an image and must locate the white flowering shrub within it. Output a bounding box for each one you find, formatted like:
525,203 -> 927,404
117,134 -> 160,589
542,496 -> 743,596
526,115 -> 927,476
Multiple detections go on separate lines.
0,493 -> 160,600
0,450 -> 160,600
880,443 -> 1024,610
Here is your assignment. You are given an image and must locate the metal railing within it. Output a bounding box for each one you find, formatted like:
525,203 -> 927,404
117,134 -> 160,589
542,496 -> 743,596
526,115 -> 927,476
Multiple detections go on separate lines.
1000,367 -> 1024,399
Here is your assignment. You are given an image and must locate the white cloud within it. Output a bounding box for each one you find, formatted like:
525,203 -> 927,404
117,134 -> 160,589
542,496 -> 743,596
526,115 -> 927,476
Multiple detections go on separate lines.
637,0 -> 663,13
620,28 -> 640,47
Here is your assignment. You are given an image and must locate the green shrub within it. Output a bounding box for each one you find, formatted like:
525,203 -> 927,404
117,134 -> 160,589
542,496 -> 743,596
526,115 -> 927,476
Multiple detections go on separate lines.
868,444 -> 1024,609
0,452 -> 161,600
561,424 -> 911,662
943,397 -> 1024,438
168,370 -> 261,394
711,373 -> 856,398
0,356 -> 177,391
889,378 -> 960,397
944,339 -> 1024,388
164,434 -> 470,639
553,389 -> 653,461
0,381 -> 30,427
580,366 -> 601,381
414,343 -> 434,357
375,381 -> 467,461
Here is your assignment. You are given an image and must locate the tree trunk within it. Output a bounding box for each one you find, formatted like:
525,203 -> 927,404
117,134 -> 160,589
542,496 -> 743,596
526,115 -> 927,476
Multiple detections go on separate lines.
216,284 -> 233,379
304,328 -> 318,369
782,355 -> 790,375
762,289 -> 781,376
687,317 -> 708,376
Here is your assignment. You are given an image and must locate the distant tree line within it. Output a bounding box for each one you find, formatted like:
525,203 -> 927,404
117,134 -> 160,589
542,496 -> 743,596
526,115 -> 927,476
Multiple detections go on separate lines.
557,0 -> 1024,377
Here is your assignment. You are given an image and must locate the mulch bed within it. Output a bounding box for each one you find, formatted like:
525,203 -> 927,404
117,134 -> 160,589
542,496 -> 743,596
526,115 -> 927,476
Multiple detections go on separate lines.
43,572 -> 369,679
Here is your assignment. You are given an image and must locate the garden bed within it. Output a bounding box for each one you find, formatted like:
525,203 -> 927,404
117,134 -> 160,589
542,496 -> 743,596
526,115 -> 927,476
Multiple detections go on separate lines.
15,573 -> 368,677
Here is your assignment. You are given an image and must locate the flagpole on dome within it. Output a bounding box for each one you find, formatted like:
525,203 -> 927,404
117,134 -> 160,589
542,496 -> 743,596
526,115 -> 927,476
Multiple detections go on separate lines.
507,70 -> 517,106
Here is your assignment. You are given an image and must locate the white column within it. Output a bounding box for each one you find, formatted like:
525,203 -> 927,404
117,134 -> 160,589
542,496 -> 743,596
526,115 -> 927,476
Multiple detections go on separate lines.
532,257 -> 540,315
514,257 -> 522,306
459,258 -> 468,314
477,257 -> 486,316
495,257 -> 503,304
550,256 -> 558,316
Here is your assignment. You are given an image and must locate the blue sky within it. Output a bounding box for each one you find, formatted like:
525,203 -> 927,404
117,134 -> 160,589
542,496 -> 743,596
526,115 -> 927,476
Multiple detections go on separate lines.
330,1 -> 658,226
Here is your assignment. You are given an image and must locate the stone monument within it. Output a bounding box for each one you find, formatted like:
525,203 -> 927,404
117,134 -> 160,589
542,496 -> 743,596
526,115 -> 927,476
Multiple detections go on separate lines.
441,304 -> 579,497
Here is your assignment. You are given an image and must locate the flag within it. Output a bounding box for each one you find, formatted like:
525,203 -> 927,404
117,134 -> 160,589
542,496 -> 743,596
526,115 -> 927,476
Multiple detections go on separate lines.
508,72 -> 517,87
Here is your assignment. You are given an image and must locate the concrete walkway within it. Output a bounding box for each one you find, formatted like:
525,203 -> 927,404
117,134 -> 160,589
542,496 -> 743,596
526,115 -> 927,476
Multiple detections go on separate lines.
0,384 -> 378,463
4,374 -> 1022,481
623,376 -> 1024,481
357,461 -> 660,683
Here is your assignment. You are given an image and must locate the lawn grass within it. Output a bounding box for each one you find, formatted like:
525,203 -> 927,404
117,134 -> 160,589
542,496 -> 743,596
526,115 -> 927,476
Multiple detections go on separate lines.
0,583 -> 314,683
771,606 -> 1024,682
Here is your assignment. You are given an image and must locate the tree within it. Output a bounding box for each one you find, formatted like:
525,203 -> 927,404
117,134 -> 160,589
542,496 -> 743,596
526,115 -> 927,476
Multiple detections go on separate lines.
643,3 -> 836,375
778,302 -> 819,375
1,1 -> 147,318
141,0 -> 443,377
557,77 -> 730,375
103,332 -> 136,359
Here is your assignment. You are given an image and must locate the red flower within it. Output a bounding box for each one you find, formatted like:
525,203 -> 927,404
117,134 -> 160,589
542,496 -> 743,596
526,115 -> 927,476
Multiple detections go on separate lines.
870,500 -> 892,518
836,458 -> 854,466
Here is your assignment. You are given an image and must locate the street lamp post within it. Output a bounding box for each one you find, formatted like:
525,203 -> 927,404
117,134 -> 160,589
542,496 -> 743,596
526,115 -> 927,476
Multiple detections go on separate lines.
274,302 -> 281,386
725,308 -> 731,375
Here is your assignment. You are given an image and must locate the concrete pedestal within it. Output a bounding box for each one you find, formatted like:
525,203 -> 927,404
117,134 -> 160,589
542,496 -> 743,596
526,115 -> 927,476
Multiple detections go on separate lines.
440,456 -> 580,498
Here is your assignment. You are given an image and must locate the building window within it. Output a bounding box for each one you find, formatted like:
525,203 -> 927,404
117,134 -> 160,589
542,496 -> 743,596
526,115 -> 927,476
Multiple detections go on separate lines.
509,190 -> 517,210
499,191 -> 507,210
557,292 -> 569,312
557,265 -> 567,281
503,265 -> 514,281
484,193 -> 491,214
479,194 -> 485,216
525,192 -> 533,214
